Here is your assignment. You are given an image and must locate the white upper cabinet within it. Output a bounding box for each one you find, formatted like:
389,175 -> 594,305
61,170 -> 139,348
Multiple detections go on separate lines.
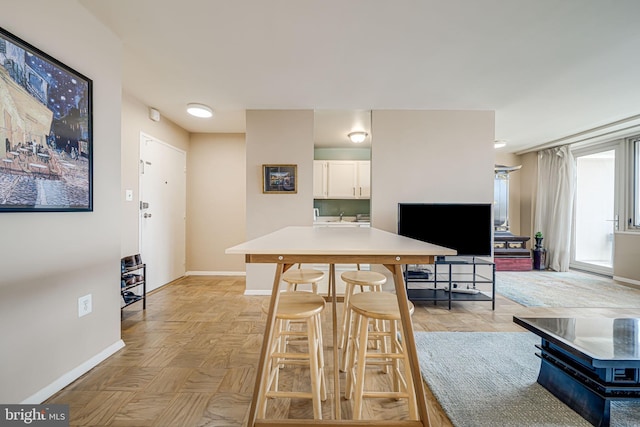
313,160 -> 328,198
314,160 -> 370,199
327,161 -> 357,198
356,160 -> 371,198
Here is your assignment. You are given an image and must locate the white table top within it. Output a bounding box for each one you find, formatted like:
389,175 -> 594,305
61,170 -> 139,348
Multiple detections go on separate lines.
226,225 -> 456,257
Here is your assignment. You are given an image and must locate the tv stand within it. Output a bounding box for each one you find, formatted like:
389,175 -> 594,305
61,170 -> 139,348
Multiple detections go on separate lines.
404,256 -> 495,310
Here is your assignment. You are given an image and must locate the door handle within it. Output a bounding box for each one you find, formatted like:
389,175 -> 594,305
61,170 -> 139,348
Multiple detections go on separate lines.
143,213 -> 152,218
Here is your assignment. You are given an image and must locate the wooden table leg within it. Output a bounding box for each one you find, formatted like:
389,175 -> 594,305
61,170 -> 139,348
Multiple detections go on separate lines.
247,263 -> 285,427
388,264 -> 431,427
329,263 -> 341,420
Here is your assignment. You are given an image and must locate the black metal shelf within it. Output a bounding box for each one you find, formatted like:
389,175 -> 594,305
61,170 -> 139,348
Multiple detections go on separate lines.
404,256 -> 495,310
121,256 -> 146,311
407,288 -> 493,302
121,291 -> 144,308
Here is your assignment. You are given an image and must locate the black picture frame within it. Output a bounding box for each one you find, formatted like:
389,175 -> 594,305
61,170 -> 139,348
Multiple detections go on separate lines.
262,164 -> 297,194
0,27 -> 93,212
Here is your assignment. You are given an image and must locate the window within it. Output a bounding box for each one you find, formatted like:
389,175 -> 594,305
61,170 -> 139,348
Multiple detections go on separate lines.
633,137 -> 640,228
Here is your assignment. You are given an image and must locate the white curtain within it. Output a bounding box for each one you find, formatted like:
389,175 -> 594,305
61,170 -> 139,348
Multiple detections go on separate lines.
535,145 -> 575,271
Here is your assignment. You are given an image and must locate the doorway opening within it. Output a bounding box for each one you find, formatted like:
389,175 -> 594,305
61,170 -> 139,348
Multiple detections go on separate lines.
139,133 -> 186,292
571,143 -> 621,276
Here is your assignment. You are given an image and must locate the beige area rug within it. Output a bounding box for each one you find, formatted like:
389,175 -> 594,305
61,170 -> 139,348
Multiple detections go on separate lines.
495,270 -> 640,307
415,332 -> 640,427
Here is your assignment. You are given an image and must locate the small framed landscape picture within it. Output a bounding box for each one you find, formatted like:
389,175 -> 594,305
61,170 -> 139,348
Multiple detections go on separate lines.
263,164 -> 297,194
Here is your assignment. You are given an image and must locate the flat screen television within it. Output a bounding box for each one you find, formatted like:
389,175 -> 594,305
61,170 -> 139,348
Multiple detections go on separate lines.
398,203 -> 493,257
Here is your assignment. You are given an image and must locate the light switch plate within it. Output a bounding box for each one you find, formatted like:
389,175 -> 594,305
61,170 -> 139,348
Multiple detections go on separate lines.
125,190 -> 133,201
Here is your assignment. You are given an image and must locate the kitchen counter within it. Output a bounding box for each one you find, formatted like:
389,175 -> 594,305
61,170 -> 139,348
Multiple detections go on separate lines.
314,216 -> 370,227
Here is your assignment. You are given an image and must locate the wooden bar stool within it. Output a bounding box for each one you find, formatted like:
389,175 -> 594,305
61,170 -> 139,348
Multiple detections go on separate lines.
344,291 -> 418,420
282,265 -> 325,294
258,292 -> 327,419
339,270 -> 387,370
281,266 -> 325,347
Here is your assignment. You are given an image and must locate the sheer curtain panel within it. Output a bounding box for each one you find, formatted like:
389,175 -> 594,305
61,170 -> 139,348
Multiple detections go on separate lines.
535,146 -> 576,271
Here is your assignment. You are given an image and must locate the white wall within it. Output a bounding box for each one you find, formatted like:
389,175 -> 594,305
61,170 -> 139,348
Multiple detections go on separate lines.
495,152 -> 523,235
121,93 -> 189,257
245,110 -> 314,292
241,109 -> 495,292
519,152 -> 538,241
614,232 -> 640,283
187,133 -> 246,273
0,0 -> 122,402
371,110 -> 495,233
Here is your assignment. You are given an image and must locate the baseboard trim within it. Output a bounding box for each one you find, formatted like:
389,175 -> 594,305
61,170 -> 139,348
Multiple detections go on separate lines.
22,339 -> 125,404
186,271 -> 246,276
613,275 -> 640,287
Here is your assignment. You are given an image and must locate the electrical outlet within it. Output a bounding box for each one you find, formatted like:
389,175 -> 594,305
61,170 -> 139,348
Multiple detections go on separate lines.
78,294 -> 92,317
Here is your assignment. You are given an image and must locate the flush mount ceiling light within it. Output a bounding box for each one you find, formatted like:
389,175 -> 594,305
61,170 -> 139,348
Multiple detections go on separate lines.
494,140 -> 507,149
348,131 -> 368,143
186,103 -> 213,118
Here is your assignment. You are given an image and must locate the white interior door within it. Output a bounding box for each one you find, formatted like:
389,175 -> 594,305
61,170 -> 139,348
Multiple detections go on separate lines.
139,133 -> 186,292
571,142 -> 622,275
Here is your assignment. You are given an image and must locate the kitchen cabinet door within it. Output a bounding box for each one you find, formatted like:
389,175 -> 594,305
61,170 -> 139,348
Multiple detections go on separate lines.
327,161 -> 357,198
313,161 -> 327,198
357,161 -> 371,198
314,160 -> 371,199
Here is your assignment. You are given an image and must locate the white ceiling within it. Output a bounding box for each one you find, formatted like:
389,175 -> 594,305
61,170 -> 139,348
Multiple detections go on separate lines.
79,0 -> 640,153
314,110 -> 371,148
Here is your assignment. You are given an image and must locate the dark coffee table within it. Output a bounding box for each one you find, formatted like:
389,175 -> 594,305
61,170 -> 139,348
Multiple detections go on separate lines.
513,316 -> 640,427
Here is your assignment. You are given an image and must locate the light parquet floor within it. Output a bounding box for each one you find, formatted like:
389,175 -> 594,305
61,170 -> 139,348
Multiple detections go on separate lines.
46,274 -> 640,426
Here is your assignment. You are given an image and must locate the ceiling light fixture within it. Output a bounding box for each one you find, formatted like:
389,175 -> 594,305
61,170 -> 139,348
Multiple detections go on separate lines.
186,103 -> 213,118
494,140 -> 507,149
348,131 -> 368,143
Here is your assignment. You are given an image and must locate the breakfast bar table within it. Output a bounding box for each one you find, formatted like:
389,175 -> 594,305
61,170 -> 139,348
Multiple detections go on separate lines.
226,226 -> 455,427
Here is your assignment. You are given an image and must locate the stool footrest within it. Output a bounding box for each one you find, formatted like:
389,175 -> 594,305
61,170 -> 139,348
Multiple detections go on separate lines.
266,391 -> 314,399
281,331 -> 309,337
363,391 -> 411,399
365,353 -> 405,360
272,352 -> 311,359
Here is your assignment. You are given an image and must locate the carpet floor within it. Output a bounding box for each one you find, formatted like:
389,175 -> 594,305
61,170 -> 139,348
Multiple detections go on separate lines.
415,332 -> 640,427
495,270 -> 640,307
